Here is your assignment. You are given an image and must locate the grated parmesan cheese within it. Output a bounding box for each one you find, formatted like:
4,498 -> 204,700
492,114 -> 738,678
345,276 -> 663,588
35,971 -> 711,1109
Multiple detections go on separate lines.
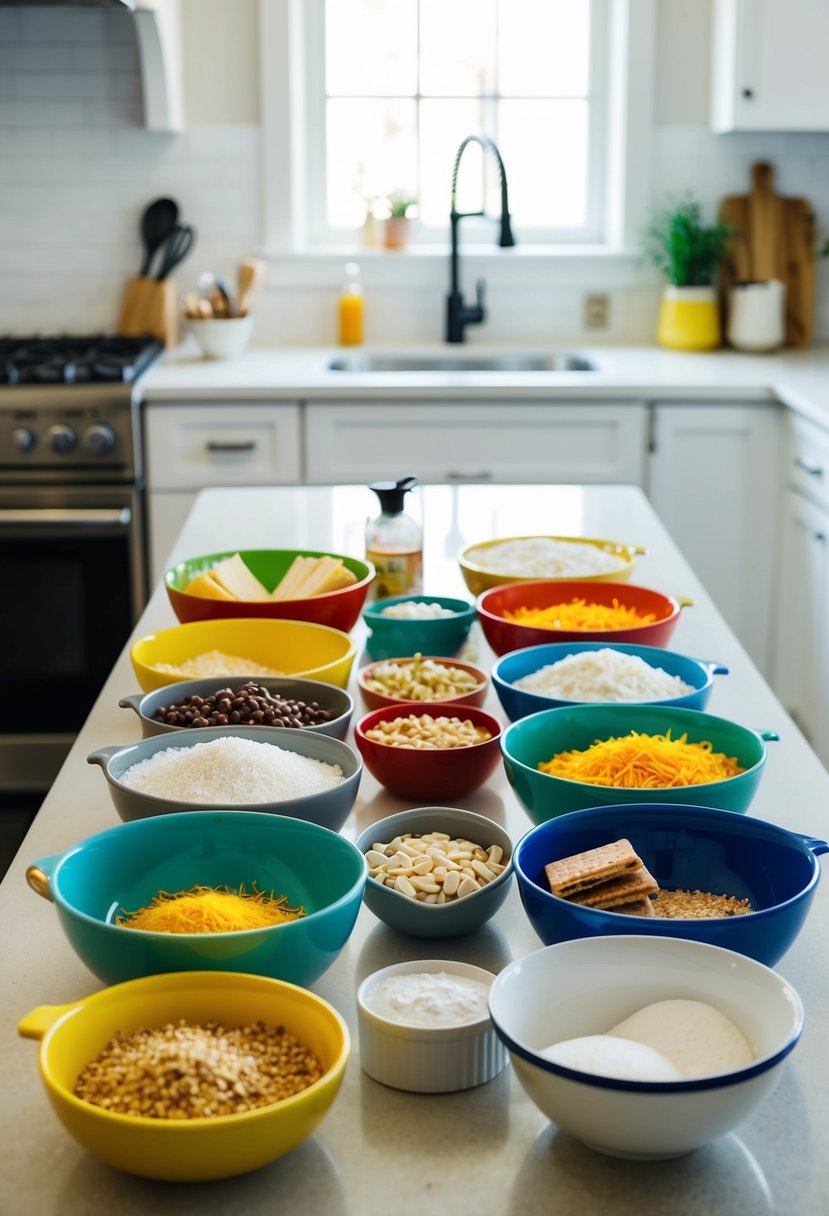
151,650 -> 286,679
120,736 -> 344,804
513,648 -> 693,702
466,537 -> 627,578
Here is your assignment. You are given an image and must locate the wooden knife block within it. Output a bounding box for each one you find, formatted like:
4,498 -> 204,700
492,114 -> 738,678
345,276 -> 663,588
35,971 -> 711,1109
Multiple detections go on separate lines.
118,276 -> 179,347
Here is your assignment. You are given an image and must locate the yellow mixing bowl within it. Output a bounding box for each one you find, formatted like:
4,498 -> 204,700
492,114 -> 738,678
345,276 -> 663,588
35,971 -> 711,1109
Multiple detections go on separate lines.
18,970 -> 350,1181
458,535 -> 647,596
130,616 -> 357,693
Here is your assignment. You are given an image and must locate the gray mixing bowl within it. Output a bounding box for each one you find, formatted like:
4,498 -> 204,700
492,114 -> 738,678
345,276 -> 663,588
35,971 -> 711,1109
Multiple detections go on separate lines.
88,725 -> 362,831
119,676 -> 355,740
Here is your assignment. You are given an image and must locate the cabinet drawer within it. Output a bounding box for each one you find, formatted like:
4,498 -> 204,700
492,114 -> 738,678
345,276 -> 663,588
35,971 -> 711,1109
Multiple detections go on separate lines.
304,402 -> 647,485
144,403 -> 302,490
787,414 -> 829,512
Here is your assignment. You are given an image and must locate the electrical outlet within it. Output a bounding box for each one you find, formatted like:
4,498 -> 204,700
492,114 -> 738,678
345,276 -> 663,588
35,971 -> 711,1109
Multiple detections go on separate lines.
584,294 -> 609,329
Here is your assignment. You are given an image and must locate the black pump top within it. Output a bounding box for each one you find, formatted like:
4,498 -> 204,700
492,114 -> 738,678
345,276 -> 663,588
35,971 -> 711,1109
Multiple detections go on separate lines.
369,475 -> 418,515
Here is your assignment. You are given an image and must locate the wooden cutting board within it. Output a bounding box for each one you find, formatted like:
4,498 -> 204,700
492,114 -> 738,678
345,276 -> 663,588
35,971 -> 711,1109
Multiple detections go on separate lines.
720,161 -> 816,348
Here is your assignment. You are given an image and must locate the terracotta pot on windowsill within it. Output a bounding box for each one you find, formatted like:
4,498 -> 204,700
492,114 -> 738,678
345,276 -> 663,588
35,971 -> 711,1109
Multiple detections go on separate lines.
383,217 -> 409,250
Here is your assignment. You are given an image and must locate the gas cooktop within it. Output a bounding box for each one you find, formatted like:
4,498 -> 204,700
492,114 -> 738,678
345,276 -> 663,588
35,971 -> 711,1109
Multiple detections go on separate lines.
0,335 -> 163,386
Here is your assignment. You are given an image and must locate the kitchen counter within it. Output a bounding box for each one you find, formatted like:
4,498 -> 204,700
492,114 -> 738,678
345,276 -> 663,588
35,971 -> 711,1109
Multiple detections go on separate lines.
3,482 -> 829,1215
141,341 -> 829,428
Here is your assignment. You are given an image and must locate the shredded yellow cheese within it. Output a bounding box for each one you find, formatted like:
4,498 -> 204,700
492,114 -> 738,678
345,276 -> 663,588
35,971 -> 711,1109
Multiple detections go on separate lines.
503,597 -> 656,631
538,729 -> 745,788
116,883 -> 306,934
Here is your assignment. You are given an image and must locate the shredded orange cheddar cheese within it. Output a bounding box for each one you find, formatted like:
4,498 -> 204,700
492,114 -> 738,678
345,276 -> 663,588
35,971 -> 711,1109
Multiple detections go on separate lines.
538,729 -> 745,788
503,597 -> 656,631
116,883 -> 306,934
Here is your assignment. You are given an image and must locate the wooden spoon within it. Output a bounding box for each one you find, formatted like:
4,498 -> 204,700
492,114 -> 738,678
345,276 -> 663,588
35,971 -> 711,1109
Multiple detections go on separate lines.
238,257 -> 266,317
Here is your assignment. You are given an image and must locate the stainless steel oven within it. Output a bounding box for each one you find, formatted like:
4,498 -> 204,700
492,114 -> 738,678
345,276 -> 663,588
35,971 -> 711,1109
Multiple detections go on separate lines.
0,337 -> 161,791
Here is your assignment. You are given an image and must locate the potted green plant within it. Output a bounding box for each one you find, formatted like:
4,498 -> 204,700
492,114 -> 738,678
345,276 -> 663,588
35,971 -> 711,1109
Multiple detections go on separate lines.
383,194 -> 417,250
645,194 -> 733,350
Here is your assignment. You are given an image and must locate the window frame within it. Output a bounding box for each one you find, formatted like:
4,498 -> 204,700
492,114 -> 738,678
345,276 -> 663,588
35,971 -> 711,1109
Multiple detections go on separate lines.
301,0 -> 610,247
259,0 -> 655,275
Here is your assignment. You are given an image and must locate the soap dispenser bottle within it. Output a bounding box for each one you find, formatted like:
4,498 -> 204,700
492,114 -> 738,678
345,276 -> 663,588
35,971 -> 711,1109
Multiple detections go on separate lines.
366,476 -> 423,600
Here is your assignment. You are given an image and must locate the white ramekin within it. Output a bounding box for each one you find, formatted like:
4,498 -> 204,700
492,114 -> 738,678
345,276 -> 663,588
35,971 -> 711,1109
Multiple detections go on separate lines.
356,958 -> 508,1093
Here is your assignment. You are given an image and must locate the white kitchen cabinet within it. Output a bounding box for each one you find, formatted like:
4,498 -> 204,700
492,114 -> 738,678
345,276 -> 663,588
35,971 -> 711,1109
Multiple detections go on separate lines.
646,402 -> 782,674
304,401 -> 648,486
711,0 -> 829,132
144,401 -> 302,581
769,413 -> 829,766
770,490 -> 829,766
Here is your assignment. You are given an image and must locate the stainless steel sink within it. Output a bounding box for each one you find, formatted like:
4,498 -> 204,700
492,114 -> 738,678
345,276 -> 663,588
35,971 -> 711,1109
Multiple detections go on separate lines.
327,352 -> 596,373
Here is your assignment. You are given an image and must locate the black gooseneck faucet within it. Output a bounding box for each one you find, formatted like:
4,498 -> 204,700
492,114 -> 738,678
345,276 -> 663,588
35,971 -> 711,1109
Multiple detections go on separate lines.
445,134 -> 515,343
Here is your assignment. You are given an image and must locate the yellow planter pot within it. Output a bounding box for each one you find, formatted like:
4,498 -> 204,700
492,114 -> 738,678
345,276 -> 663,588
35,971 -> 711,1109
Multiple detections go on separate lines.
657,286 -> 721,352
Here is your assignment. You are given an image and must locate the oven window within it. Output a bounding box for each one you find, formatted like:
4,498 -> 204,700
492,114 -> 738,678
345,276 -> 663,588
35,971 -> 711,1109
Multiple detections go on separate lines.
0,533 -> 132,733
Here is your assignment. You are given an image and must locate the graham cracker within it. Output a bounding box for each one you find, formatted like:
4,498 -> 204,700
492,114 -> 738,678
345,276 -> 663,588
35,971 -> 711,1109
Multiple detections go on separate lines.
612,897 -> 656,918
568,865 -> 658,909
545,838 -> 644,898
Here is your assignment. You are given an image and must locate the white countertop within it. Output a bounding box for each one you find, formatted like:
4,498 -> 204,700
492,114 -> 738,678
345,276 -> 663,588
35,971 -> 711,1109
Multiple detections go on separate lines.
141,341 -> 829,429
3,482 -> 829,1214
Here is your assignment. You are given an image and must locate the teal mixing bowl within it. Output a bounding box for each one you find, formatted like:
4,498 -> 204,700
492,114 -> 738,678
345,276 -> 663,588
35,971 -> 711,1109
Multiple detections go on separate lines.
501,704 -> 778,823
25,810 -> 368,987
362,595 -> 476,660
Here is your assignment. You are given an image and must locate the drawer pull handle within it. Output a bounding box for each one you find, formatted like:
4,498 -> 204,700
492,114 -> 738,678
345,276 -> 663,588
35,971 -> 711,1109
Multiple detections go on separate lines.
795,455 -> 824,477
206,441 -> 258,453
445,470 -> 493,481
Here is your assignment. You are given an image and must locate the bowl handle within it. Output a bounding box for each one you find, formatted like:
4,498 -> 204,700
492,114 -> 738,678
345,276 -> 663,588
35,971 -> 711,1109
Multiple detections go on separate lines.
798,836 -> 829,857
118,694 -> 144,716
757,730 -> 781,742
676,597 -> 695,609
701,661 -> 729,676
632,545 -> 649,555
18,1002 -> 81,1041
86,745 -> 122,768
25,858 -> 59,901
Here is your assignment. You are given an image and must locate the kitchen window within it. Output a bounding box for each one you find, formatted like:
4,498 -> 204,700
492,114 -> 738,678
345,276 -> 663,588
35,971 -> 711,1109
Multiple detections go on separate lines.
304,0 -> 607,246
260,0 -> 654,259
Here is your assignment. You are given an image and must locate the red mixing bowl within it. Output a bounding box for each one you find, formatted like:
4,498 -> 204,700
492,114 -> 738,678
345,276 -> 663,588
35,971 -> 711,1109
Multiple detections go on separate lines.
477,579 -> 692,657
357,656 -> 489,711
354,703 -> 503,801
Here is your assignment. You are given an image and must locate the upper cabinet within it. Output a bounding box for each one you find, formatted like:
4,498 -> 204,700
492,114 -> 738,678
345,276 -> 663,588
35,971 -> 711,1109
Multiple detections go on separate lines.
711,0 -> 829,132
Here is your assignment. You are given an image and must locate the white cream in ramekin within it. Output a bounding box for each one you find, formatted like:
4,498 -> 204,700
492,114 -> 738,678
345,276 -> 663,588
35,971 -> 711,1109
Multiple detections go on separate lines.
356,959 -> 507,1093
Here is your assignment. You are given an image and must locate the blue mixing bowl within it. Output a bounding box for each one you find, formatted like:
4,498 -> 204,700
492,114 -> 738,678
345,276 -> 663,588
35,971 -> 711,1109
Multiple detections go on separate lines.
25,810 -> 368,987
513,802 -> 828,965
492,641 -> 728,720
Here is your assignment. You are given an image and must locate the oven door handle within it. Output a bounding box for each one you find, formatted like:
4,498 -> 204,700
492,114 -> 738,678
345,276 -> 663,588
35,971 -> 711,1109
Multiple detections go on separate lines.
0,507 -> 132,530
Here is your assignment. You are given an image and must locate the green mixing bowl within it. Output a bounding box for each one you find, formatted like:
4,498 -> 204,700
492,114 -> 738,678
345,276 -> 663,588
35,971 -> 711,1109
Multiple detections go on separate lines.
501,704 -> 778,823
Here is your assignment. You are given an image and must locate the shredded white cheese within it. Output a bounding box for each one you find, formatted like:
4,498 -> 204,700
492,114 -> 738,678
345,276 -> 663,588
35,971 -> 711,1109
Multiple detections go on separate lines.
120,736 -> 344,803
513,648 -> 694,702
466,537 -> 627,578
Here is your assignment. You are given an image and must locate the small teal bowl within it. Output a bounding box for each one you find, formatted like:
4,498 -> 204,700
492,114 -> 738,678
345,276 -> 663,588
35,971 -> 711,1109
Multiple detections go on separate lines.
514,803 -> 828,966
362,595 -> 476,661
492,642 -> 728,721
25,810 -> 368,987
501,703 -> 778,822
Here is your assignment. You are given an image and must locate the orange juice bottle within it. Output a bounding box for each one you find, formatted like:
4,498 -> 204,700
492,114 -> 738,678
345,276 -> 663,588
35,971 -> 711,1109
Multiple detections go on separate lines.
338,261 -> 364,345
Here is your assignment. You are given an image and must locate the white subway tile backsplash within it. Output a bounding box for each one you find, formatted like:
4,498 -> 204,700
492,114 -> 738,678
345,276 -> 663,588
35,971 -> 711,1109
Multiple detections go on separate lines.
0,15 -> 828,345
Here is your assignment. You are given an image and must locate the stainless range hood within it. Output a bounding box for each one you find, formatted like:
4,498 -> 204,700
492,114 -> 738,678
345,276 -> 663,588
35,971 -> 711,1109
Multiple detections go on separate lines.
1,0 -> 182,132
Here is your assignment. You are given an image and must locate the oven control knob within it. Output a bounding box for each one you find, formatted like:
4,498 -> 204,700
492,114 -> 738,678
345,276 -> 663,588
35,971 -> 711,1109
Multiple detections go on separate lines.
48,424 -> 77,454
82,423 -> 117,456
13,426 -> 37,454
